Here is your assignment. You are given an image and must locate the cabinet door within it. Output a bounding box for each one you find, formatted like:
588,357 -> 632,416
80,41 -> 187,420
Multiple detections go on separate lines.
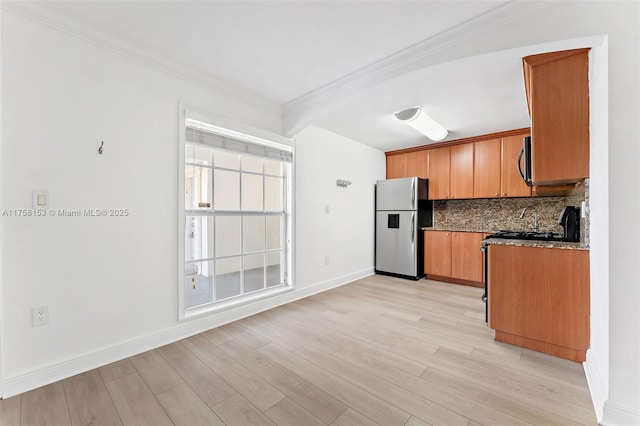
450,144 -> 474,199
424,231 -> 451,276
451,232 -> 483,282
474,138 -> 501,198
501,134 -> 532,197
386,154 -> 407,179
542,248 -> 590,350
488,244 -> 541,332
488,245 -> 589,351
428,147 -> 450,200
406,150 -> 428,179
524,49 -> 590,185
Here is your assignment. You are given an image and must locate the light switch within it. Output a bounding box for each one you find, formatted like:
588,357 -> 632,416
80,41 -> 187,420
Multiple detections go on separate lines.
32,191 -> 49,209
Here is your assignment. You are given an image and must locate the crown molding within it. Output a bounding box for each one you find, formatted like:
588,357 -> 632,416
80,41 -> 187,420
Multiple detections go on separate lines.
1,1 -> 281,116
282,0 -> 554,137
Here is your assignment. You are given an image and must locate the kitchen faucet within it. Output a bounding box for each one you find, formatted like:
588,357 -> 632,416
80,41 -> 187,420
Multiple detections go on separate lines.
520,206 -> 539,232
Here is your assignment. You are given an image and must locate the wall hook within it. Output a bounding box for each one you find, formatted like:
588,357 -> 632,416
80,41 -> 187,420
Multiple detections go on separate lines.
98,141 -> 104,155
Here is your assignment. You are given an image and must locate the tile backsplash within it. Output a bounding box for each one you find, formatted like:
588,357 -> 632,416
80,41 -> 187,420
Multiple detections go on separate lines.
432,180 -> 588,245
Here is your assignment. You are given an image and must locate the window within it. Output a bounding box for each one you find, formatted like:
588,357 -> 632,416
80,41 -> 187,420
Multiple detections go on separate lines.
181,116 -> 293,316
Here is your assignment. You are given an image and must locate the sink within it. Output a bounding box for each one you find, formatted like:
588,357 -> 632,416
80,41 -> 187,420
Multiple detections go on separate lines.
485,230 -> 564,242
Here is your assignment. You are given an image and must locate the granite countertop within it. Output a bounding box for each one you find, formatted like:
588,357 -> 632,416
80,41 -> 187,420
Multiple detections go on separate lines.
482,238 -> 588,250
421,228 -> 588,250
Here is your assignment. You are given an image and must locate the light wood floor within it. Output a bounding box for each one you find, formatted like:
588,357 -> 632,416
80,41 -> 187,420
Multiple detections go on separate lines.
0,275 -> 597,426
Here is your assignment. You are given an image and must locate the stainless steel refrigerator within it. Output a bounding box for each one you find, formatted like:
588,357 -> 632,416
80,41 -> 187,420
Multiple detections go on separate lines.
375,177 -> 433,280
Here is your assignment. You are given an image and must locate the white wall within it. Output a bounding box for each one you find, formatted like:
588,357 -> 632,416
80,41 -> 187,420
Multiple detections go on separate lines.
0,10 -> 280,394
0,4 -> 4,396
586,38 -> 610,421
0,11 -> 386,396
294,126 -> 386,288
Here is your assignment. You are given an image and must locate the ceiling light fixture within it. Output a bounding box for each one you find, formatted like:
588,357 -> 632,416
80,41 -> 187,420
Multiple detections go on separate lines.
394,106 -> 448,142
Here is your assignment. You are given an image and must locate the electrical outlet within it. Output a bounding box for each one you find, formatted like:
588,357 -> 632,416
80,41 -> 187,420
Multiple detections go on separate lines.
325,255 -> 330,265
325,204 -> 330,214
32,306 -> 49,327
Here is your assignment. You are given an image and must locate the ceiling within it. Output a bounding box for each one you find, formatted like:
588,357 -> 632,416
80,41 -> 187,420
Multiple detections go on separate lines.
7,0 -> 553,151
314,47 -> 532,151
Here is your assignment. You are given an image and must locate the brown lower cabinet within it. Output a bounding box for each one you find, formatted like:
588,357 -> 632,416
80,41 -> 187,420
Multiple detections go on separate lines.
487,244 -> 589,362
424,230 -> 484,287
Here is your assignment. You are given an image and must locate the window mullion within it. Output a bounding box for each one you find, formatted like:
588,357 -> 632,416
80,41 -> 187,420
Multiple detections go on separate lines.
262,165 -> 267,290
263,215 -> 267,290
211,160 -> 217,302
183,132 -> 291,314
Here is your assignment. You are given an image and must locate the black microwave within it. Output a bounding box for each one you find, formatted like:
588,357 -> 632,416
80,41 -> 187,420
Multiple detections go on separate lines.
517,136 -> 533,186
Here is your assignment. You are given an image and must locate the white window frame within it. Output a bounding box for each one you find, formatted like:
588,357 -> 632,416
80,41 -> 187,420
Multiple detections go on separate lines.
178,105 -> 295,320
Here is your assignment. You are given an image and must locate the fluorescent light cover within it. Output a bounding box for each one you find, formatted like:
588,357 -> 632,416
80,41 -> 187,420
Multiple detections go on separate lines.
394,107 -> 448,141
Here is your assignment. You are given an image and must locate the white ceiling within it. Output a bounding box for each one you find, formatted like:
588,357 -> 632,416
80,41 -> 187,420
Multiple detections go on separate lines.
8,0 -> 555,151
314,48 -> 533,151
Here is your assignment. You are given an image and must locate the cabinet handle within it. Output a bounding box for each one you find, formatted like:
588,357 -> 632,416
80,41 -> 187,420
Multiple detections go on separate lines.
503,192 -> 507,196
495,192 -> 499,196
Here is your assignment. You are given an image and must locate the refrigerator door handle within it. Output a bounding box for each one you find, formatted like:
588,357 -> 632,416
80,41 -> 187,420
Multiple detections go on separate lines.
411,179 -> 416,208
410,212 -> 415,244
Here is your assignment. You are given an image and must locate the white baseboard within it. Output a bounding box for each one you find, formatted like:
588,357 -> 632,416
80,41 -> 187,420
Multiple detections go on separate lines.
602,401 -> 640,426
1,267 -> 374,398
584,349 -> 607,422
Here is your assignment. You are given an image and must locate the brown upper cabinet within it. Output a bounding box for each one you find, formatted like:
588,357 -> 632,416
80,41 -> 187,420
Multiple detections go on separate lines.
406,150 -> 428,179
386,154 -> 407,179
449,144 -> 474,199
474,138 -> 501,198
385,150 -> 428,180
386,128 -> 540,200
502,134 -> 532,197
523,48 -> 590,186
428,145 -> 473,200
474,134 -> 532,198
428,147 -> 450,199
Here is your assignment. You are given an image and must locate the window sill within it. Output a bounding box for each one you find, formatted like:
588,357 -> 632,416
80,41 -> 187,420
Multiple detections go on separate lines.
181,284 -> 294,321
